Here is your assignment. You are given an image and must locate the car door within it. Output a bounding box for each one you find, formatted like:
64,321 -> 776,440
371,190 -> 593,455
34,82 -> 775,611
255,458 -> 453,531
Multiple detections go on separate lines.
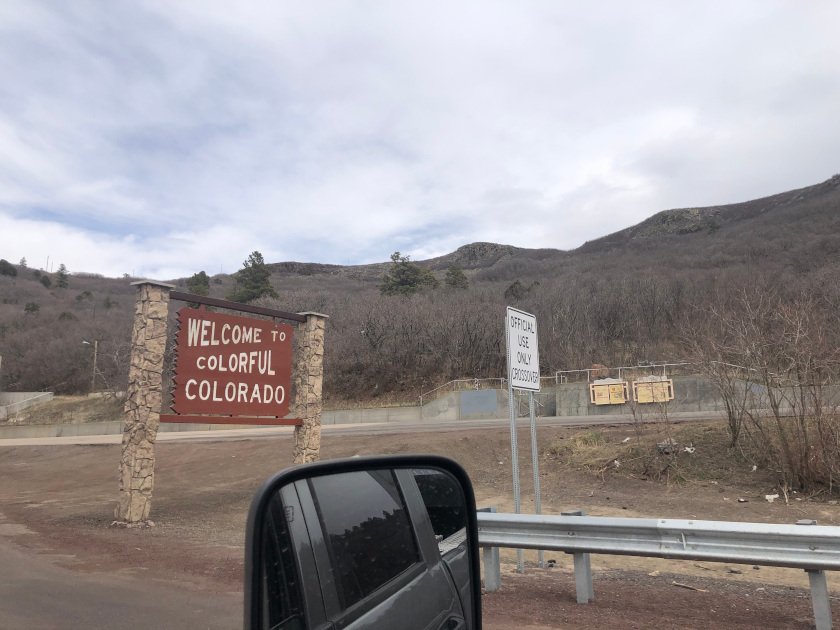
411,468 -> 473,629
292,468 -> 466,630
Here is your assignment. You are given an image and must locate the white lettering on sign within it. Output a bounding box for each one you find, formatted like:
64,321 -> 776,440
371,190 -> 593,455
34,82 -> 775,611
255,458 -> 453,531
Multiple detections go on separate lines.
194,351 -> 276,375
184,378 -> 286,405
270,330 -> 287,342
186,317 -> 264,347
506,306 -> 540,392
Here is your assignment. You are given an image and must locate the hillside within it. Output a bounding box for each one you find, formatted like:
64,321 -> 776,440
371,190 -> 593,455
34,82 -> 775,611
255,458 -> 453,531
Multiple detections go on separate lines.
199,173 -> 840,288
1,174 -> 839,400
585,174 -> 840,247
577,174 -> 840,274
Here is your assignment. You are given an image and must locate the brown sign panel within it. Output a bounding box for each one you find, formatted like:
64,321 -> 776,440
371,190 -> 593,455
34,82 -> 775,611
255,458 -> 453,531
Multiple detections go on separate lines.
170,308 -> 294,419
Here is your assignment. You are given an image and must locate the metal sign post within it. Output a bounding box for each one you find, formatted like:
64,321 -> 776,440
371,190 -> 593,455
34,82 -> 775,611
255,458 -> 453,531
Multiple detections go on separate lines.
505,306 -> 541,573
528,391 -> 544,568
505,359 -> 523,572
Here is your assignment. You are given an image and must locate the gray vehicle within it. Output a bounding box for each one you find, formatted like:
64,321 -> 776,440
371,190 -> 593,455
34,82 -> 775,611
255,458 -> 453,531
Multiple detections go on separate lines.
244,454 -> 482,630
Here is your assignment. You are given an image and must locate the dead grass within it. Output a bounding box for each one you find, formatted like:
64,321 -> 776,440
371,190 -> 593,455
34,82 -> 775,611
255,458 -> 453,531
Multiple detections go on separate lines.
547,429 -> 624,474
1,395 -> 123,426
548,421 -> 778,490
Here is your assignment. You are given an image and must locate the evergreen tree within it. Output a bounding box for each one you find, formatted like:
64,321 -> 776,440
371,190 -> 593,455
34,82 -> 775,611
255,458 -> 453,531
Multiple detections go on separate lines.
504,279 -> 539,301
227,251 -> 278,303
380,252 -> 439,296
56,264 -> 69,288
504,280 -> 527,301
19,257 -> 26,268
444,265 -> 469,289
186,270 -> 210,296
0,259 -> 16,277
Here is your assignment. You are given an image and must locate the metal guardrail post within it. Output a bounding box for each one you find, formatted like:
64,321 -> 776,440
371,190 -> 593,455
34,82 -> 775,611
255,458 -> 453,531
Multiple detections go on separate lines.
562,510 -> 593,604
482,545 -> 501,593
806,570 -> 832,630
798,519 -> 832,630
479,507 -> 501,592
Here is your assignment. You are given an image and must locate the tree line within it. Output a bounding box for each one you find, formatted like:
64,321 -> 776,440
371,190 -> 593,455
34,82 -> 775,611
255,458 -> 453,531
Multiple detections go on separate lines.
4,248 -> 840,492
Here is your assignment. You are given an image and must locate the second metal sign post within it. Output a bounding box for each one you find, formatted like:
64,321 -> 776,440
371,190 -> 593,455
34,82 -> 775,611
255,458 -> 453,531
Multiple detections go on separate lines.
505,306 -> 543,571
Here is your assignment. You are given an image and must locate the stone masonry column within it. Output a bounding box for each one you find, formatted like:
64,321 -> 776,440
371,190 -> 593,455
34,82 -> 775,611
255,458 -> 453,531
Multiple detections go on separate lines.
115,280 -> 173,524
293,312 -> 328,464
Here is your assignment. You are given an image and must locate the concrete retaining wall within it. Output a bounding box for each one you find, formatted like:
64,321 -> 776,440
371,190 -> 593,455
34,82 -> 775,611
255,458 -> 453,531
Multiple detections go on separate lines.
420,393 -> 459,421
0,392 -> 54,420
418,377 -> 727,420
323,406 -> 422,424
0,407 -> 428,440
554,376 -> 726,417
421,388 -> 557,421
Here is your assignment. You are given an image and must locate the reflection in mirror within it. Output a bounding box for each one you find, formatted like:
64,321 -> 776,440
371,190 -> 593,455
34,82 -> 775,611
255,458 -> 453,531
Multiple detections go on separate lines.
414,468 -> 468,552
247,458 -> 479,630
309,469 -> 421,610
261,496 -> 305,629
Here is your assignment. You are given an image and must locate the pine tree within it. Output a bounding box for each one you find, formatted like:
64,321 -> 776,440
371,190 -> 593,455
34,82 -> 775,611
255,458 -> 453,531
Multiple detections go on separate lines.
56,264 -> 69,288
186,270 -> 210,296
227,251 -> 278,303
504,280 -> 527,300
444,265 -> 469,289
380,252 -> 439,296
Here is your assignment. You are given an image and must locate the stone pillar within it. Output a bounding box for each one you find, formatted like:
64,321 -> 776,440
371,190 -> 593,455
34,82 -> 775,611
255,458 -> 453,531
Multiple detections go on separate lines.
115,280 -> 174,524
293,312 -> 327,464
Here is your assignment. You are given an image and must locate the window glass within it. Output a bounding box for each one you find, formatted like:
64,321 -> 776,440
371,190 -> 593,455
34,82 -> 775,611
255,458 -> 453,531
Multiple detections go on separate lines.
261,494 -> 306,630
309,470 -> 420,610
413,469 -> 468,552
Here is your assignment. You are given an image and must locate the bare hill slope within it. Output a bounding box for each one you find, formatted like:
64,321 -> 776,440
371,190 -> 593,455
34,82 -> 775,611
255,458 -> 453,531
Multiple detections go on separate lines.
577,174 -> 840,273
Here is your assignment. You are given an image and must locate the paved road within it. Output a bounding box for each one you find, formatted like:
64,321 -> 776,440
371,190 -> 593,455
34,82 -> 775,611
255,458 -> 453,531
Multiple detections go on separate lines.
0,537 -> 241,629
0,411 -> 723,446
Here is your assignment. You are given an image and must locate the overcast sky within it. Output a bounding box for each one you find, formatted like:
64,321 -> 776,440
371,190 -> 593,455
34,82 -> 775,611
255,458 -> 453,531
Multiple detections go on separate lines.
1,1 -> 839,279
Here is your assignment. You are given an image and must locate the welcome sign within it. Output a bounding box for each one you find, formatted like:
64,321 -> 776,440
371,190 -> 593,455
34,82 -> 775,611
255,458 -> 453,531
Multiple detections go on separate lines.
166,307 -> 295,422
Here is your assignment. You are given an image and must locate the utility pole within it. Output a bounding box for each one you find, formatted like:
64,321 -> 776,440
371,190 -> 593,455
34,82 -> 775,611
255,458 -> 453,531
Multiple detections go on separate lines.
82,339 -> 99,393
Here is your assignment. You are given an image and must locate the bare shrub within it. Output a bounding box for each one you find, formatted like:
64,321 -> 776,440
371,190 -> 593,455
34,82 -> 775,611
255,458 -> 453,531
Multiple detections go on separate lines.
690,288 -> 840,493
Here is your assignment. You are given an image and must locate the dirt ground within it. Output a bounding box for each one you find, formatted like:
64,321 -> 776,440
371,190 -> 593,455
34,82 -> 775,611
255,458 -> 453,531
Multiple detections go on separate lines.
2,422 -> 840,628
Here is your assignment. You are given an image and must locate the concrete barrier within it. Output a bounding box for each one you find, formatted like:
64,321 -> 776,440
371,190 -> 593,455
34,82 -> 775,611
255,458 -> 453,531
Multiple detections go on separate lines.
0,406 -> 427,439
322,406 -> 422,424
0,392 -> 54,420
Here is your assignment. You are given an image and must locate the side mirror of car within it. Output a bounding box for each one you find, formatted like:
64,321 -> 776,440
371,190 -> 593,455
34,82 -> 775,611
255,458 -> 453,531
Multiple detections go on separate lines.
244,454 -> 482,630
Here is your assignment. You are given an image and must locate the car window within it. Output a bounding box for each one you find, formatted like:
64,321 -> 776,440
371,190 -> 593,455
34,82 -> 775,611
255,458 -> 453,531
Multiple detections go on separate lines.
308,470 -> 421,611
261,494 -> 306,630
413,469 -> 468,554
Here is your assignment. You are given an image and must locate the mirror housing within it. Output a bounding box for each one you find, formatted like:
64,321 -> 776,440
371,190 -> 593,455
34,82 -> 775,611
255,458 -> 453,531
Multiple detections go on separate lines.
244,454 -> 482,629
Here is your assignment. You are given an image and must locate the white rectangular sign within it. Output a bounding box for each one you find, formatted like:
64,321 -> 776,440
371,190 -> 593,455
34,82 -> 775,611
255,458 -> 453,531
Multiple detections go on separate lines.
506,306 -> 540,392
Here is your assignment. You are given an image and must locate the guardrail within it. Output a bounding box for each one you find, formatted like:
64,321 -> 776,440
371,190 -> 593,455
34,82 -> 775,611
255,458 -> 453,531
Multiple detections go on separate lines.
555,361 -> 697,383
477,511 -> 838,630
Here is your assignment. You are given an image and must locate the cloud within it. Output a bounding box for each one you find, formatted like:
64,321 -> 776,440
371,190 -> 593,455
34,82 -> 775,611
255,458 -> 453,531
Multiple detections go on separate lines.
1,1 -> 839,277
